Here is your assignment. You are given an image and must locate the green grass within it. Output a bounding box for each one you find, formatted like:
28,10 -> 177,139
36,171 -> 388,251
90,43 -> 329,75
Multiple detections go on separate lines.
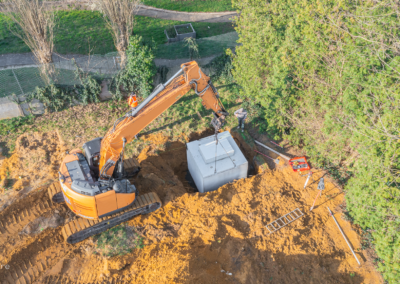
93,224 -> 144,257
155,32 -> 238,59
142,0 -> 234,12
0,78 -> 244,159
0,11 -> 235,55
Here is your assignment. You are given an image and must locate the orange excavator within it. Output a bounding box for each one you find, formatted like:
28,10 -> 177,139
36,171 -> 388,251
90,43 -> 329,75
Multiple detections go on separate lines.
48,61 -> 228,244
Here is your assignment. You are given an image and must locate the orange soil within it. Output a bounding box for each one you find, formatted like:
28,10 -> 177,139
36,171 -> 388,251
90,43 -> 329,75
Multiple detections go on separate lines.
52,131 -> 381,284
0,131 -> 67,191
0,130 -> 383,283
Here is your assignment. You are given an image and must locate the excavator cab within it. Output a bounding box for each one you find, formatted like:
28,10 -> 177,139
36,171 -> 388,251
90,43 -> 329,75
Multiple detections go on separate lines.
82,137 -> 102,179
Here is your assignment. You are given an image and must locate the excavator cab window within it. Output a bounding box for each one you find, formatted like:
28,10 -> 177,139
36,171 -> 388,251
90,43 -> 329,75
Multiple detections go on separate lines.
83,137 -> 103,179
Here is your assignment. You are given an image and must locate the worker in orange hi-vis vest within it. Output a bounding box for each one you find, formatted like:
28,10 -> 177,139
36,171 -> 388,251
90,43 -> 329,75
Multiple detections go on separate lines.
128,93 -> 138,109
128,93 -> 139,139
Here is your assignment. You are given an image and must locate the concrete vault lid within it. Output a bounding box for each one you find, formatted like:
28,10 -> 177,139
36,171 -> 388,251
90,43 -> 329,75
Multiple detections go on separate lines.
199,139 -> 234,164
186,131 -> 247,178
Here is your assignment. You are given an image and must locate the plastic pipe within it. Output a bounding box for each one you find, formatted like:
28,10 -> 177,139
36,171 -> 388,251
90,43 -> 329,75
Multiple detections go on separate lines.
254,140 -> 290,160
327,207 -> 361,265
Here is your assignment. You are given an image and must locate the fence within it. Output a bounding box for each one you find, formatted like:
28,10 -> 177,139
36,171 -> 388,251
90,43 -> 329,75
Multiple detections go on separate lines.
0,52 -> 121,99
0,31 -> 240,119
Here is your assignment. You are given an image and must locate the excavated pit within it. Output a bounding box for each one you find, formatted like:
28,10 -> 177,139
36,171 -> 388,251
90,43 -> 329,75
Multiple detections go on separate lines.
0,129 -> 382,284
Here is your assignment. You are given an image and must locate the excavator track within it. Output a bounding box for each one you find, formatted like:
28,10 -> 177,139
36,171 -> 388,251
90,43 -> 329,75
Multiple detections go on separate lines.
61,192 -> 161,244
47,181 -> 64,204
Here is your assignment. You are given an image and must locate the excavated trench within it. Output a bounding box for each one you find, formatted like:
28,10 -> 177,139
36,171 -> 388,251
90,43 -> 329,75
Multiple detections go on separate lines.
0,129 -> 382,284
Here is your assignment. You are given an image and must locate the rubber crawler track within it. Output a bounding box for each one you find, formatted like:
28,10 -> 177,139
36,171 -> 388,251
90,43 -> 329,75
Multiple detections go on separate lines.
62,192 -> 162,244
43,274 -> 127,284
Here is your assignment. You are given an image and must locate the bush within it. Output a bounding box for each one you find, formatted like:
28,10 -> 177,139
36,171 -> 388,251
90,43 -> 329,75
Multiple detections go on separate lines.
204,48 -> 234,84
232,0 -> 400,281
28,64 -> 101,112
109,35 -> 156,100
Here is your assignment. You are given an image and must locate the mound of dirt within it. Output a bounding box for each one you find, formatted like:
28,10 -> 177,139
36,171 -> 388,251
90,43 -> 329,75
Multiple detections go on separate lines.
57,131 -> 381,284
0,131 -> 67,191
0,130 -> 381,284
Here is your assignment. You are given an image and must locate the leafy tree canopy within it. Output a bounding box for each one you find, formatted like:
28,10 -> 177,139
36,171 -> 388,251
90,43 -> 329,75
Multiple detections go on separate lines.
232,0 -> 400,281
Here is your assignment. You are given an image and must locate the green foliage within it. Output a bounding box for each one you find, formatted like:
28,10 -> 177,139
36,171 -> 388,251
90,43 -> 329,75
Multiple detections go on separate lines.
109,35 -> 156,100
0,115 -> 34,136
28,65 -> 101,112
93,225 -> 144,257
233,0 -> 400,281
164,26 -> 177,39
205,49 -> 235,84
142,0 -> 233,12
157,65 -> 169,83
0,11 -> 235,55
184,37 -> 199,60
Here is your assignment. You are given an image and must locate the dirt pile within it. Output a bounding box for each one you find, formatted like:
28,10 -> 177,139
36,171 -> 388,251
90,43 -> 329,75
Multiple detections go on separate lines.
57,131 -> 381,284
0,131 -> 382,284
0,131 -> 67,191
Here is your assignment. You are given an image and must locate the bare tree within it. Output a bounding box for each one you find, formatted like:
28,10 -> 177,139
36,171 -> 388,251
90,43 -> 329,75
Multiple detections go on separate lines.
1,0 -> 55,65
96,0 -> 140,66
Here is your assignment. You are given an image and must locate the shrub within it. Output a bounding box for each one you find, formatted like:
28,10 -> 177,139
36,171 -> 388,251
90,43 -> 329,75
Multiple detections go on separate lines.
232,0 -> 400,281
204,48 -> 234,84
109,35 -> 156,100
28,63 -> 101,112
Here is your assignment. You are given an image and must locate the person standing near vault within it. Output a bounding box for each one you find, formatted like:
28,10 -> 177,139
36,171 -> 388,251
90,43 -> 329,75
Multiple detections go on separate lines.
234,108 -> 247,132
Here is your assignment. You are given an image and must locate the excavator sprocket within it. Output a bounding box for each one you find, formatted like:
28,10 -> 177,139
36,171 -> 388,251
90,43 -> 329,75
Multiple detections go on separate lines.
60,192 -> 161,244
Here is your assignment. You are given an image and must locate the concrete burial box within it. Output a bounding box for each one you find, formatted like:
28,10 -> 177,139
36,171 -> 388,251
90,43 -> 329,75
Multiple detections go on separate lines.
187,131 -> 248,193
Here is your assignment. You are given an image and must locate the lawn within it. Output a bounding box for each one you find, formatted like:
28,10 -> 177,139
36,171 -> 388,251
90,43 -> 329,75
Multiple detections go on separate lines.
0,80 -> 243,158
155,32 -> 239,59
0,11 -> 235,55
142,0 -> 234,12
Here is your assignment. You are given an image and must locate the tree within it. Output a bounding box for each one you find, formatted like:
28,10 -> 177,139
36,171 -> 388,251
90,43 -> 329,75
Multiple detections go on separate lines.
109,35 -> 156,100
1,0 -> 55,80
184,37 -> 199,60
232,0 -> 400,281
96,0 -> 140,66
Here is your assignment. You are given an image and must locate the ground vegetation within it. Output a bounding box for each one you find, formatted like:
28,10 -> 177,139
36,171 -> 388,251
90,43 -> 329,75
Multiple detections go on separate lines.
142,0 -> 234,12
0,11 -> 235,55
109,35 -> 156,100
232,0 -> 400,281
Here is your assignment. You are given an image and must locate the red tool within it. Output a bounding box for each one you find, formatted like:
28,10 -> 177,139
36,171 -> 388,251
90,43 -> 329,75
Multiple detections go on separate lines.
289,156 -> 310,172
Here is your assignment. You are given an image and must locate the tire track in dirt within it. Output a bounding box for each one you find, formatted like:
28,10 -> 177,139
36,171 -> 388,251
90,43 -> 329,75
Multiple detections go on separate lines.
0,183 -> 68,268
42,275 -> 125,284
1,228 -> 72,284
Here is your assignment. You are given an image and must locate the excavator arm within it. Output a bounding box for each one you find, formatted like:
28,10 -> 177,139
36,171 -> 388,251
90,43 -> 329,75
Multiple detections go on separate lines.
99,61 -> 228,178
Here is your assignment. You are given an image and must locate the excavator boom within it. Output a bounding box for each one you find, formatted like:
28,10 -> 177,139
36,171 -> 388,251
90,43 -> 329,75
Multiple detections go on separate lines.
99,61 -> 228,178
53,61 -> 228,244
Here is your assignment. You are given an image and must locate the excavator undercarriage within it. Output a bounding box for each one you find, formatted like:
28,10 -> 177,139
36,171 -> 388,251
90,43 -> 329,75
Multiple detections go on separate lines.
48,158 -> 162,244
